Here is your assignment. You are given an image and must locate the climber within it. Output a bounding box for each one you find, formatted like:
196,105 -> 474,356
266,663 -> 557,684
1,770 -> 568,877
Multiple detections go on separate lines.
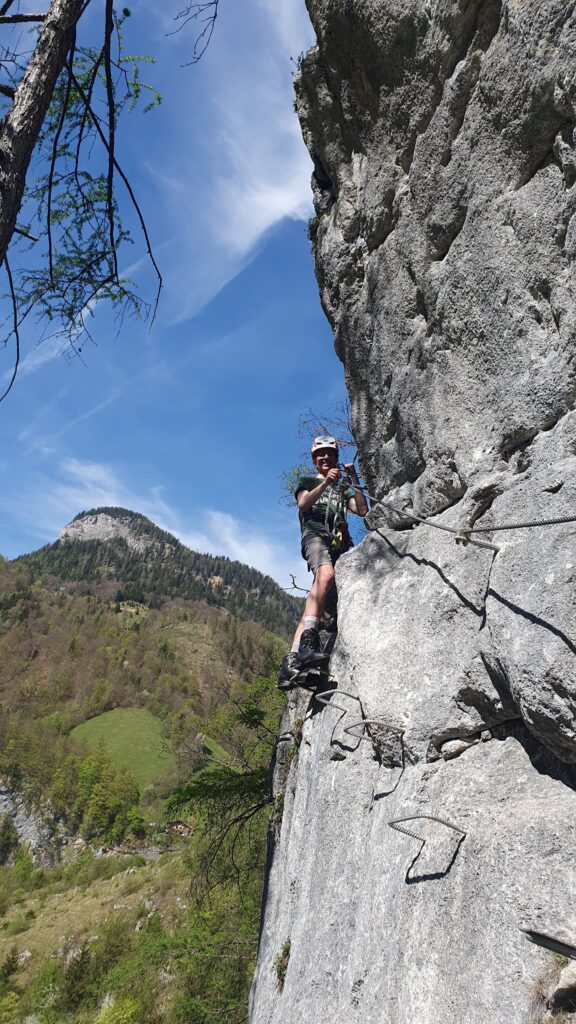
278,435 -> 368,691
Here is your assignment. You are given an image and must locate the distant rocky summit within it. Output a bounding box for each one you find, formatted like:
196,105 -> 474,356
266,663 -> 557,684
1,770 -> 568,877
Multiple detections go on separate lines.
18,507 -> 302,636
251,3 -> 576,1023
60,510 -> 150,551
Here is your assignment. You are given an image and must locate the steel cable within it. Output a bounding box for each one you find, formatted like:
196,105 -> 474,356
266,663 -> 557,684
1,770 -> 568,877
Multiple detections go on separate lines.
345,476 -> 576,552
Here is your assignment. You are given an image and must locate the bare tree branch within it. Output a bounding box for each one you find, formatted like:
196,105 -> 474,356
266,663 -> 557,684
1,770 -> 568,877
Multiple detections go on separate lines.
68,65 -> 163,320
103,0 -> 118,283
0,0 -> 84,268
47,27 -> 76,285
0,0 -> 218,391
0,256 -> 20,403
285,574 -> 309,595
0,13 -> 46,23
169,1 -> 218,65
14,226 -> 38,241
73,44 -> 104,184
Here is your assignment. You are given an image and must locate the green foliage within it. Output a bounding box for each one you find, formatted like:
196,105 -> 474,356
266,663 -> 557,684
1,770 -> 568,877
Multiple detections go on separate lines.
75,755 -> 140,843
0,947 -> 18,997
0,555 -> 289,1024
307,214 -> 320,241
0,850 -> 146,921
0,717 -> 140,845
274,939 -> 291,991
57,942 -> 91,1011
17,507 -> 302,636
5,912 -> 34,936
169,645 -> 284,909
12,14 -> 163,356
279,463 -> 315,509
0,991 -> 18,1024
95,997 -> 140,1024
0,818 -> 18,868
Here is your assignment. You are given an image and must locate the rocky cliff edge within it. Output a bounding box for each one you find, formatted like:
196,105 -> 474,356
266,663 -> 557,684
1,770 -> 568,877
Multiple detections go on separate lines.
250,3 -> 576,1022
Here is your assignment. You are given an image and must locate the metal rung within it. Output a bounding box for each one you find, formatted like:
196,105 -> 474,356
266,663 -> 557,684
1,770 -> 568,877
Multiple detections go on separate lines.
389,813 -> 467,842
343,718 -> 403,742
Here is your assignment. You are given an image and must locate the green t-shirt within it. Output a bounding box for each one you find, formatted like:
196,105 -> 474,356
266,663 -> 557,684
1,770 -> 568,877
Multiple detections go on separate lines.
294,474 -> 354,537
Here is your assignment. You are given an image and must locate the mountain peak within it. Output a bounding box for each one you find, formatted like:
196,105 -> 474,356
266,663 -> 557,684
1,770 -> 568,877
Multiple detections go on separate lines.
61,508 -> 160,551
22,506 -> 302,635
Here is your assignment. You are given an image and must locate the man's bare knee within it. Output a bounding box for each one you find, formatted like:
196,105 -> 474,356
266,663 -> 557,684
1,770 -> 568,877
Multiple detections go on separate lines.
314,564 -> 334,594
315,563 -> 334,579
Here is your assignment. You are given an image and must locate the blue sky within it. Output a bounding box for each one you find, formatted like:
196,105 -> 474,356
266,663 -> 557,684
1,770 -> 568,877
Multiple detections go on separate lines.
0,0 -> 354,590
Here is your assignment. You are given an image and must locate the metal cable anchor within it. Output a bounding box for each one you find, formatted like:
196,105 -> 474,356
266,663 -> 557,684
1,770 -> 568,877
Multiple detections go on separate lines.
344,719 -> 404,767
389,812 -> 466,842
389,814 -> 467,882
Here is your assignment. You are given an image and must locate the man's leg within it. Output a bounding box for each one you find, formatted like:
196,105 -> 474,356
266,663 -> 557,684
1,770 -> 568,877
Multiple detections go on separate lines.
291,563 -> 335,651
278,536 -> 338,690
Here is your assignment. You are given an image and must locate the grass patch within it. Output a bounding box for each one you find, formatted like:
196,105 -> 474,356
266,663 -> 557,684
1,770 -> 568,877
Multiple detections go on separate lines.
274,939 -> 291,991
72,708 -> 174,792
0,853 -> 187,989
203,735 -> 229,765
4,913 -> 33,936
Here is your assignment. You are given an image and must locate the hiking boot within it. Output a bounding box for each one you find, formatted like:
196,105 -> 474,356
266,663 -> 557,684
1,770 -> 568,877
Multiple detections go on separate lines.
277,652 -> 302,692
298,628 -> 329,669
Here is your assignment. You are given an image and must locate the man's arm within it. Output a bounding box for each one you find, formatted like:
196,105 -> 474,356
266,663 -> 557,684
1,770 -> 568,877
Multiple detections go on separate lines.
297,469 -> 340,513
344,464 -> 368,518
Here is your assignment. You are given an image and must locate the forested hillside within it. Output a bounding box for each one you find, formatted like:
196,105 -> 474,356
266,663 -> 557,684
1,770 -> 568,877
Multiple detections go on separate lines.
0,526 -> 290,1023
16,507 -> 301,637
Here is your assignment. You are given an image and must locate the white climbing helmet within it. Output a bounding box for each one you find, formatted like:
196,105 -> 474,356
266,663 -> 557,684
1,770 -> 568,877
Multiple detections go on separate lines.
311,435 -> 338,455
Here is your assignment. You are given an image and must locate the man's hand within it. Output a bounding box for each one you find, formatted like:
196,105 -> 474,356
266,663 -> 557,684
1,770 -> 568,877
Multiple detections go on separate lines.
343,462 -> 368,517
325,466 -> 341,485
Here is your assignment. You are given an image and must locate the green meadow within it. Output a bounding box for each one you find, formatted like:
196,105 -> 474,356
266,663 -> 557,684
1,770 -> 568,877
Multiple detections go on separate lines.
71,708 -> 174,792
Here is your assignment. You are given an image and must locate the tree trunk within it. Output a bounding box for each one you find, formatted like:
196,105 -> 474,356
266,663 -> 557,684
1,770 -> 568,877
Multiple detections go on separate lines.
0,0 -> 85,265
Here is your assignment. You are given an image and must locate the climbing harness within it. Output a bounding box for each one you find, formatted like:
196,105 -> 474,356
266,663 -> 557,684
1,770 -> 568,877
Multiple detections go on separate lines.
323,476 -> 351,552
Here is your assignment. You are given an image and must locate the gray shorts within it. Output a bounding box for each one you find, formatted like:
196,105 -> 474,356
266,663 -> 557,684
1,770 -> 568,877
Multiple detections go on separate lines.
301,532 -> 338,574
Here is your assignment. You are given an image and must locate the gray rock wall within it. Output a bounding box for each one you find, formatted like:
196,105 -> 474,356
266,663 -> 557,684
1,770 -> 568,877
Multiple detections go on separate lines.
0,782 -> 62,866
250,2 -> 576,1022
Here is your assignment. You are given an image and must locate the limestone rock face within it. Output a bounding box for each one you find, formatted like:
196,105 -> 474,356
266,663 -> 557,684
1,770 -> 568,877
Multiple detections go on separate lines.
250,2 -> 576,1022
60,512 -> 146,550
0,782 -> 63,866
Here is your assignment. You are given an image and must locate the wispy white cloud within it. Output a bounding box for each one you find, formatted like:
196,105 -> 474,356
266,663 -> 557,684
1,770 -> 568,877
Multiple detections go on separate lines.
17,385 -> 70,443
23,392 -> 122,453
147,0 -> 315,323
1,456 -> 305,589
177,507 -> 305,589
15,334 -> 67,378
257,0 -> 315,56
